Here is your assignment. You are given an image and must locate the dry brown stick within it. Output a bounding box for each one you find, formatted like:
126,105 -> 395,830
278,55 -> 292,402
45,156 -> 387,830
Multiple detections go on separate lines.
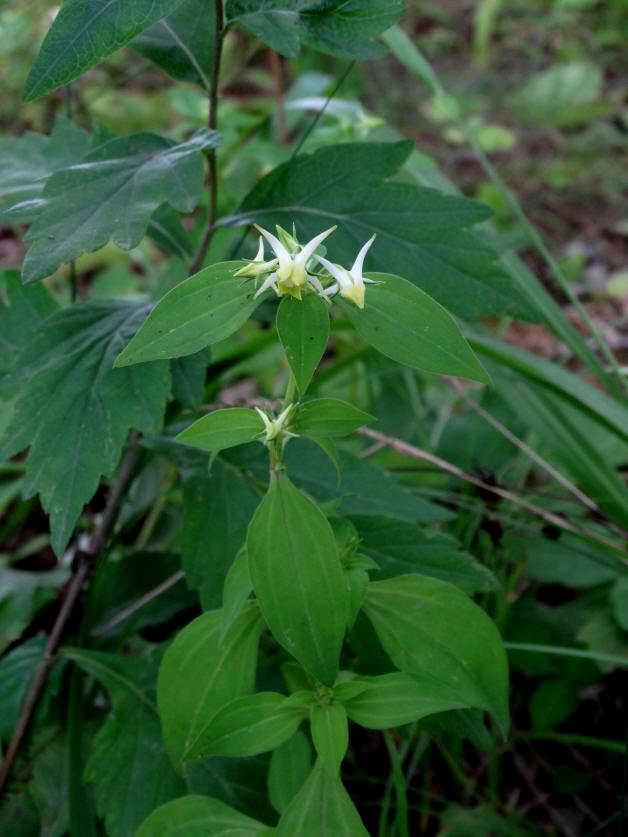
445,377 -> 603,517
355,426 -> 627,556
0,433 -> 140,792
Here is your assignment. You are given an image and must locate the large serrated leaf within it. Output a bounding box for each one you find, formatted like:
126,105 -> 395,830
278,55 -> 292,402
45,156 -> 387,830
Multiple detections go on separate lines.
0,117 -> 89,221
228,141 -> 531,320
22,129 -> 220,283
114,262 -> 263,366
135,795 -> 269,837
130,0 -> 216,87
363,575 -> 509,735
0,270 -> 57,382
227,0 -> 404,60
157,607 -> 263,769
23,0 -> 189,101
0,301 -> 170,555
246,471 -> 347,685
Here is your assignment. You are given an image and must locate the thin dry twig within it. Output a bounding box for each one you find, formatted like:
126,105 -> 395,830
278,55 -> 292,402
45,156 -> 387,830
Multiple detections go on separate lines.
355,426 -> 626,556
0,434 -> 140,792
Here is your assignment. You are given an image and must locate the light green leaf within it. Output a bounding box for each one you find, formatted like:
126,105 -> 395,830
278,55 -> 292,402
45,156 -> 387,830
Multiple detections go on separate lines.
222,547 -> 253,640
230,141 -> 531,320
275,760 -> 369,836
23,0 -> 189,101
276,294 -> 329,395
181,463 -> 259,609
345,568 -> 369,630
115,262 -> 263,366
310,703 -> 348,773
0,301 -> 170,555
130,0 -> 215,88
0,117 -> 89,221
227,0 -> 403,60
292,398 -> 374,439
268,729 -> 313,815
247,471 -> 346,685
338,273 -> 489,383
135,795 -> 269,837
363,575 -> 509,735
22,129 -> 220,283
177,408 -> 264,453
186,692 -> 307,760
157,607 -> 263,768
336,672 -> 467,729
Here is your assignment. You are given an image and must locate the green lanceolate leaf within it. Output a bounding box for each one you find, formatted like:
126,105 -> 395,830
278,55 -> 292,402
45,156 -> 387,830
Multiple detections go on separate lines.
0,117 -> 89,221
157,607 -> 263,768
276,294 -> 329,395
337,273 -> 489,383
177,408 -> 264,453
335,673 -> 468,729
309,703 -> 348,773
222,548 -> 253,640
246,471 -> 346,685
115,262 -> 264,366
135,795 -> 269,837
363,575 -> 509,735
230,141 -> 530,320
275,760 -> 369,836
22,129 -> 220,284
0,301 -> 170,555
186,692 -> 308,761
23,0 -> 189,101
292,398 -> 374,439
130,0 -> 216,87
268,729 -> 313,814
227,0 -> 404,60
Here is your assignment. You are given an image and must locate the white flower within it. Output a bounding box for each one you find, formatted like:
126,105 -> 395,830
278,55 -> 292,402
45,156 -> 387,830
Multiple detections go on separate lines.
254,223 -> 337,300
233,236 -> 278,285
314,235 -> 377,309
255,404 -> 298,443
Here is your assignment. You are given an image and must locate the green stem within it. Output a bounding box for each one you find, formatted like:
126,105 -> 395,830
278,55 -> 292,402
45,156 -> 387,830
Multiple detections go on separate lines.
514,731 -> 625,754
282,371 -> 297,409
188,0 -> 224,275
382,731 -> 410,837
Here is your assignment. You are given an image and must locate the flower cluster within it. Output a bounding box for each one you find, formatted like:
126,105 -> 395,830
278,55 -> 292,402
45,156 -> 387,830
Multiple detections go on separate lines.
234,223 -> 378,309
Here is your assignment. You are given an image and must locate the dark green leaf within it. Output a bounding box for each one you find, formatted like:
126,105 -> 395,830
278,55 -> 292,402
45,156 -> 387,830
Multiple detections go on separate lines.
0,270 -> 57,382
247,471 -> 346,685
0,563 -> 67,655
231,141 -> 531,320
292,398 -> 374,439
363,575 -> 509,734
276,294 -> 329,395
148,203 -> 194,260
222,548 -> 253,640
275,760 -> 369,836
338,273 -> 489,383
227,0 -> 404,60
115,262 -> 263,366
0,301 -> 170,555
157,607 -> 262,767
353,515 -> 498,594
336,672 -> 467,729
268,729 -> 313,814
611,578 -> 628,631
177,408 -> 264,452
310,703 -> 347,772
135,795 -> 269,837
85,698 -> 185,837
131,0 -> 215,87
0,117 -> 89,221
22,129 -> 220,283
186,692 -> 307,760
181,462 -> 260,608
23,0 -> 189,101
529,679 -> 578,730
187,756 -> 276,825
0,638 -> 47,740
170,349 -> 209,409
